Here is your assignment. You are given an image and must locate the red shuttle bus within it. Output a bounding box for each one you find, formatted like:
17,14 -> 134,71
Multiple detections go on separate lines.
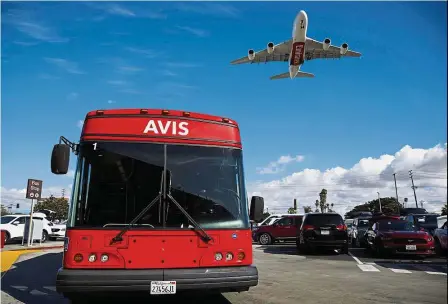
50,109 -> 264,301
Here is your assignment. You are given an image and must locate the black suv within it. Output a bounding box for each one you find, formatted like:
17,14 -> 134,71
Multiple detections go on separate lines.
296,213 -> 349,254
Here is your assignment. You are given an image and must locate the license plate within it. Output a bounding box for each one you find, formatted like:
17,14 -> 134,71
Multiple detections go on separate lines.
405,245 -> 417,250
150,281 -> 176,295
321,230 -> 330,235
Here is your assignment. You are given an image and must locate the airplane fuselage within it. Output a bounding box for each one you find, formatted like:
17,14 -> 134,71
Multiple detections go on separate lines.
289,10 -> 308,79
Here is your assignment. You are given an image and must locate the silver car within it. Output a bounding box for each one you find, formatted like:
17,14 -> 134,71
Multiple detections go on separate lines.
351,217 -> 371,247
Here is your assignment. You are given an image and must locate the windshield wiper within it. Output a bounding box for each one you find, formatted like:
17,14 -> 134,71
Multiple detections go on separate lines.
166,193 -> 213,243
110,173 -> 164,244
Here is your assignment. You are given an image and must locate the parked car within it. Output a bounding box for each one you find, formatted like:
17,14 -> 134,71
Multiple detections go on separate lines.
433,218 -> 447,255
364,218 -> 435,257
253,214 -> 303,245
345,219 -> 354,238
351,216 -> 371,247
0,213 -> 52,243
49,219 -> 67,240
296,212 -> 349,254
403,213 -> 439,236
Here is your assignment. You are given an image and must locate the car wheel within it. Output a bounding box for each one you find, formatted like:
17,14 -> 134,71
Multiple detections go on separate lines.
258,233 -> 272,245
434,238 -> 443,256
4,231 -> 10,244
341,243 -> 349,254
41,230 -> 48,243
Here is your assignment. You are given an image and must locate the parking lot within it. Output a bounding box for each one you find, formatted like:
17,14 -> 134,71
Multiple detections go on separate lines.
1,243 -> 446,304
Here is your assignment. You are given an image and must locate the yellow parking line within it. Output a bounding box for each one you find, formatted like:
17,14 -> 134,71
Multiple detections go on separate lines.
1,250 -> 41,273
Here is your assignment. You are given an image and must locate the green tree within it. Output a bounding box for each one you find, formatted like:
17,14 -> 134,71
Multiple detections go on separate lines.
303,206 -> 312,213
442,203 -> 447,216
287,207 -> 297,214
1,204 -> 11,216
319,189 -> 327,213
34,195 -> 69,221
344,197 -> 401,219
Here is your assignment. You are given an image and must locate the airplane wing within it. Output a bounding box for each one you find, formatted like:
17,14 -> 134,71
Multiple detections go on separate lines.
305,38 -> 362,61
230,39 -> 292,65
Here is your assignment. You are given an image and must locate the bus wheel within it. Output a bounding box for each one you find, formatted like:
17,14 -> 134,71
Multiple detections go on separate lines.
258,233 -> 272,245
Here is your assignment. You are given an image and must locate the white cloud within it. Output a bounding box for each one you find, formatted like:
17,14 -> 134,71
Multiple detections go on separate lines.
107,100 -> 116,104
257,155 -> 305,175
175,3 -> 240,18
125,47 -> 160,58
1,185 -> 72,212
3,9 -> 68,43
77,120 -> 84,129
44,58 -> 85,74
175,26 -> 210,38
249,143 -> 447,216
67,92 -> 78,101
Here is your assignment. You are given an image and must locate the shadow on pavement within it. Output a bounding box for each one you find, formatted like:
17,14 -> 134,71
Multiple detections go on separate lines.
259,244 -> 352,261
1,252 -> 233,304
1,252 -> 67,303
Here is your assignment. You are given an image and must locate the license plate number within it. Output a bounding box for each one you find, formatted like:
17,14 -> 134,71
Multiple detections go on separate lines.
150,281 -> 176,295
405,245 -> 417,250
321,230 -> 330,235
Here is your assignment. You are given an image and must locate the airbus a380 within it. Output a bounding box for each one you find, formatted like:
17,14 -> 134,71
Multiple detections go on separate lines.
230,10 -> 362,80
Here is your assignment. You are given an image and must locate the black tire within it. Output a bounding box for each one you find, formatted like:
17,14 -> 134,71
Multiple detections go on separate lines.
41,230 -> 48,243
258,233 -> 272,245
341,243 -> 349,254
4,231 -> 10,244
435,237 -> 443,256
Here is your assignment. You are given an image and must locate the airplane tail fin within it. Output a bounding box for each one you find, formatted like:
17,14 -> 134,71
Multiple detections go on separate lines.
270,71 -> 315,80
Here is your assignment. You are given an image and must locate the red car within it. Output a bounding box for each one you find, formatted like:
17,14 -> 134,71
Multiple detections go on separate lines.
253,214 -> 303,245
365,219 -> 435,257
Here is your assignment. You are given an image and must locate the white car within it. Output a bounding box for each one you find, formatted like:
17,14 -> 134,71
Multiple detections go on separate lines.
1,213 -> 52,243
49,220 -> 67,240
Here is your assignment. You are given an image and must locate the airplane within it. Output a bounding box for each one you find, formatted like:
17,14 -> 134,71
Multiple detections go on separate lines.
230,10 -> 362,80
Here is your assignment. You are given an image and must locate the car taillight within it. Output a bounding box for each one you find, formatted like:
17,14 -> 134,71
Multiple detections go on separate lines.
336,224 -> 347,231
303,225 -> 315,230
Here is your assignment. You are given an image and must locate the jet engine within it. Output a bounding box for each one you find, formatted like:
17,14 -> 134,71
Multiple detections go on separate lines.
340,43 -> 348,55
267,42 -> 275,54
323,38 -> 331,50
248,49 -> 255,60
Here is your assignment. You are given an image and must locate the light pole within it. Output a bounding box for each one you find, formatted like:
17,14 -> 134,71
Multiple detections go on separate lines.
377,192 -> 382,213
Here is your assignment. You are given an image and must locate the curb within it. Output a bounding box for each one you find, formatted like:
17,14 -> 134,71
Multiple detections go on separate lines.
3,245 -> 64,252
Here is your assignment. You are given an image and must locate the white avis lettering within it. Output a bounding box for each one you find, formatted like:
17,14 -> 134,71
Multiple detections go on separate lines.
143,120 -> 189,136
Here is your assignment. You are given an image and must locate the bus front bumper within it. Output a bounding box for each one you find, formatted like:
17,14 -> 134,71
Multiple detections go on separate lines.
56,265 -> 258,294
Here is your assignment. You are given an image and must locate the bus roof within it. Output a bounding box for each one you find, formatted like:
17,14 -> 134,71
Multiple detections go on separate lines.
81,108 -> 242,148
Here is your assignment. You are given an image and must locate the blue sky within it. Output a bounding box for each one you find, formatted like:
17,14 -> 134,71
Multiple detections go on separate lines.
1,1 -> 446,209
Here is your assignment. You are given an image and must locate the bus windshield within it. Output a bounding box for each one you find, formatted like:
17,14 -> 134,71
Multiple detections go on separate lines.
69,141 -> 249,230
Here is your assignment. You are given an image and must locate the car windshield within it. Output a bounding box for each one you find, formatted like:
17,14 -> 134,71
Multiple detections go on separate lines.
378,220 -> 413,231
357,219 -> 370,227
415,215 -> 438,226
1,216 -> 16,224
305,214 -> 343,226
68,141 -> 249,229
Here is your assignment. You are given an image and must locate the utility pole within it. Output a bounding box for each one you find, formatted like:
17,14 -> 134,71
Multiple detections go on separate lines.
409,170 -> 419,208
377,192 -> 382,213
293,199 -> 297,212
61,188 -> 66,198
393,173 -> 400,212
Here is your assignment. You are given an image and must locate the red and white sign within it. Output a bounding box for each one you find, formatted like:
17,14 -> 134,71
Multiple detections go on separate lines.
82,117 -> 241,147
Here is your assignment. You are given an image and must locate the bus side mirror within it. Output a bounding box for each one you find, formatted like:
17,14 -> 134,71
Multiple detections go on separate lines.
250,196 -> 264,222
51,144 -> 70,174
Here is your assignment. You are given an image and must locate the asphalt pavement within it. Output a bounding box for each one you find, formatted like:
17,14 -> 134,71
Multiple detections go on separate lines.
1,245 -> 447,304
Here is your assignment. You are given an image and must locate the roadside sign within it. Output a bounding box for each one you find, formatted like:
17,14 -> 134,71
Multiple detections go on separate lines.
26,179 -> 43,199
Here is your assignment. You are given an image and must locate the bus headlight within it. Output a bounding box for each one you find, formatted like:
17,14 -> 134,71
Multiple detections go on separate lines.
88,254 -> 97,262
237,252 -> 245,261
214,252 -> 223,261
74,253 -> 83,263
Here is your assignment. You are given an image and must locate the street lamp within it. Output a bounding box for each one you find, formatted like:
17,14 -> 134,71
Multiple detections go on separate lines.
377,192 -> 382,213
